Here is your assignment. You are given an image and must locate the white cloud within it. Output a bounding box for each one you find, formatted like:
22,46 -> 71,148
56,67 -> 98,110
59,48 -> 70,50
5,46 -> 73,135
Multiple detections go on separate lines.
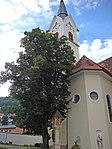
38,0 -> 51,11
0,0 -> 54,97
0,30 -> 24,70
79,40 -> 91,58
0,0 -> 53,24
0,82 -> 10,97
79,39 -> 112,62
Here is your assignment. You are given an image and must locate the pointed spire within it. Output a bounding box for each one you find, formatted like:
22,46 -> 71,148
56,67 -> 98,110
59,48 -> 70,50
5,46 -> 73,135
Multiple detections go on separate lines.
57,0 -> 68,19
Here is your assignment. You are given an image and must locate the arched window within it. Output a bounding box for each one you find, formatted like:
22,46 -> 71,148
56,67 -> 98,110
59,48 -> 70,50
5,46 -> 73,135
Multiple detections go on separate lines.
68,32 -> 73,41
106,94 -> 112,122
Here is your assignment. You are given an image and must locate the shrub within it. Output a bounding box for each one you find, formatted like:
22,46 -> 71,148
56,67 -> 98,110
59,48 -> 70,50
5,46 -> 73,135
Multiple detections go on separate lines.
34,143 -> 41,147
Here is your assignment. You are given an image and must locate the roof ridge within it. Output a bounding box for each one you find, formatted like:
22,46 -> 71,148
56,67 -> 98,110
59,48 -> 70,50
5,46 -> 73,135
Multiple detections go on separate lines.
71,55 -> 112,77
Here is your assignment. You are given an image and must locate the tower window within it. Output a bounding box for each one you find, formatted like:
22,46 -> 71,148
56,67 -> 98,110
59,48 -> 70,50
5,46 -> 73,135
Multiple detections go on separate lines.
68,32 -> 73,41
106,94 -> 112,122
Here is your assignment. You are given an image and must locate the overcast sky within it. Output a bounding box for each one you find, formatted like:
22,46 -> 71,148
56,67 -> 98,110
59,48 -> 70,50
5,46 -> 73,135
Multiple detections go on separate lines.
0,0 -> 112,96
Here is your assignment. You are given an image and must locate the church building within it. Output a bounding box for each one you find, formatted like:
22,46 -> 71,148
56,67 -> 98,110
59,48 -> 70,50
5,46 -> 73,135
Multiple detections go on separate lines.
49,0 -> 112,149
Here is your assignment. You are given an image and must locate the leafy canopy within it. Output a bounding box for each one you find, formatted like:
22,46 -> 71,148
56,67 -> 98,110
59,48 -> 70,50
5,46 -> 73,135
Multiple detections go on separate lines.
0,28 -> 75,136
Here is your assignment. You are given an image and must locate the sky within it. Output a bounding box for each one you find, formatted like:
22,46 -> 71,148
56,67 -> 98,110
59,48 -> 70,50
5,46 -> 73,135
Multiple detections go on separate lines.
0,0 -> 112,96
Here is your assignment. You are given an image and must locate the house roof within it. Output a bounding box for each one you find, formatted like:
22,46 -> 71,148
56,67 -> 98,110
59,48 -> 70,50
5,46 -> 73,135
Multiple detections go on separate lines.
0,125 -> 16,129
71,55 -> 112,77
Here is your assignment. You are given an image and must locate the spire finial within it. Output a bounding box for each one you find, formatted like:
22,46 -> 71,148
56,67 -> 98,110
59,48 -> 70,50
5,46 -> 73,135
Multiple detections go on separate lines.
57,0 -> 68,19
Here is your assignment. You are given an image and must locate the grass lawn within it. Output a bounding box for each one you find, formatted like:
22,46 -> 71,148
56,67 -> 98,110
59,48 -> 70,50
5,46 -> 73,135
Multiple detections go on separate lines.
0,145 -> 40,149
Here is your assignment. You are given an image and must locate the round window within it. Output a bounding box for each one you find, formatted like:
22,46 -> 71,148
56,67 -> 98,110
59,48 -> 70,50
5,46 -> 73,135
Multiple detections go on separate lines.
73,94 -> 80,104
90,91 -> 98,101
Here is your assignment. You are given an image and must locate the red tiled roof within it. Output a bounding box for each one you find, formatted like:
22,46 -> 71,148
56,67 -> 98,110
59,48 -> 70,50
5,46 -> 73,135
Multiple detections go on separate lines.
98,56 -> 112,74
8,113 -> 16,118
71,55 -> 112,77
0,113 -> 4,116
72,55 -> 102,73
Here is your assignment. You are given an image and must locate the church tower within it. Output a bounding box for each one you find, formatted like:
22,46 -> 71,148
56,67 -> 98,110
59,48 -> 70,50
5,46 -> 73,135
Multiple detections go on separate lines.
49,0 -> 79,62
49,1 -> 112,149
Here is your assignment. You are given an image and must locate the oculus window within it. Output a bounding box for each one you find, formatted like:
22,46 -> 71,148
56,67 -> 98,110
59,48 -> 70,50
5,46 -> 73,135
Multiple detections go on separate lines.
73,94 -> 80,104
90,91 -> 98,101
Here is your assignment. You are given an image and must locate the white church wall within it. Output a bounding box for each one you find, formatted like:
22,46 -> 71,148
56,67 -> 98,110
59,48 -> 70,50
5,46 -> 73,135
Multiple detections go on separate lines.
68,72 -> 91,149
49,15 -> 79,62
84,70 -> 111,149
49,16 -> 64,38
64,16 -> 78,43
63,16 -> 79,61
100,75 -> 112,148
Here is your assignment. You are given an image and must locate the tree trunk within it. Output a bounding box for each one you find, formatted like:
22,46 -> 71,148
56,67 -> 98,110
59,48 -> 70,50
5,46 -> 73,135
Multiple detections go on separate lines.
42,122 -> 49,149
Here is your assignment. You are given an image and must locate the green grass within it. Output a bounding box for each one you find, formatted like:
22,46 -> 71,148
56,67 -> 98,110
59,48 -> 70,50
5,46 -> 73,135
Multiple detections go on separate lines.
0,145 -> 40,149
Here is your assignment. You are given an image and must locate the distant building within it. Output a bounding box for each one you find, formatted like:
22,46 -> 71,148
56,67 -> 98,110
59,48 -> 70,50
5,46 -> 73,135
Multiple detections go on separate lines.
0,125 -> 24,134
7,113 -> 16,125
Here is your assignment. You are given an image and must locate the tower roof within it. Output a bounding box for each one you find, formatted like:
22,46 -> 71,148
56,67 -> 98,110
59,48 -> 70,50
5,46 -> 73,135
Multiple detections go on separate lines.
57,0 -> 68,19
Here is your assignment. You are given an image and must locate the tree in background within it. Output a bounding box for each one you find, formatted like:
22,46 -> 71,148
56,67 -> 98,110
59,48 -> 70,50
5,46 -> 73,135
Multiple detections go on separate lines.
1,115 -> 8,125
0,28 -> 75,148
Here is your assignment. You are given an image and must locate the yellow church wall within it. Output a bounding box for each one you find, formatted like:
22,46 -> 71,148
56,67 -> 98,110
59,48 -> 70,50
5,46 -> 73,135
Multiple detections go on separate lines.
68,72 -> 91,149
100,75 -> 112,148
84,70 -> 111,149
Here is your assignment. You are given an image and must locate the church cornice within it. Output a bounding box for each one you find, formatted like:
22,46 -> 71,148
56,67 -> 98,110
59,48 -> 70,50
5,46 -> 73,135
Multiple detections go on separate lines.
67,37 -> 79,47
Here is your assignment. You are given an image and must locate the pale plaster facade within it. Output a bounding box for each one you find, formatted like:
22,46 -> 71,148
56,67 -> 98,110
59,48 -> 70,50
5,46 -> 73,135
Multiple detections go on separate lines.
49,0 -> 112,149
68,70 -> 112,149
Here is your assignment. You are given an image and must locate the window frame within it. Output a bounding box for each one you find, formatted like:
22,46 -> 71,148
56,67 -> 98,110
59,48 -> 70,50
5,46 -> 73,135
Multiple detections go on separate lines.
73,94 -> 80,104
90,91 -> 99,101
106,94 -> 112,122
68,31 -> 73,42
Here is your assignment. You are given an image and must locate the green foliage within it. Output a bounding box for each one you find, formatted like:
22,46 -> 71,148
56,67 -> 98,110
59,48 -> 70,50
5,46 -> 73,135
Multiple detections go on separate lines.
1,114 -> 8,125
0,96 -> 19,115
0,28 -> 75,148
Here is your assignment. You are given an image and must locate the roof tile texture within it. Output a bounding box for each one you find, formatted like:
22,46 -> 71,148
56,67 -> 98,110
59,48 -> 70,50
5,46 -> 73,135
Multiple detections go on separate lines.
72,55 -> 112,77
